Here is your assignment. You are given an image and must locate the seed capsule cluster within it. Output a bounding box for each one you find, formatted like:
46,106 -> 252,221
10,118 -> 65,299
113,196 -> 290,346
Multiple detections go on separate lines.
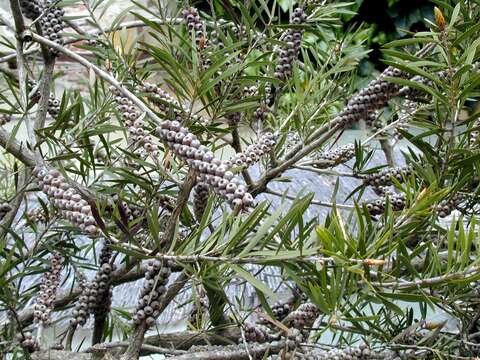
243,86 -> 258,98
0,202 -> 12,221
244,322 -> 275,343
188,343 -> 274,354
364,111 -> 384,134
372,185 -> 388,197
155,121 -> 254,209
20,332 -> 39,353
272,300 -> 293,321
26,207 -> 47,224
363,166 -> 412,187
225,132 -> 277,169
32,166 -> 99,236
399,71 -> 449,102
210,29 -> 225,50
0,114 -> 11,126
39,1 -> 65,54
274,7 -> 307,80
70,278 -> 90,326
70,245 -> 114,326
132,260 -> 173,327
314,144 -> 355,165
285,303 -> 319,329
19,0 -> 42,20
394,100 -> 417,139
47,96 -> 60,118
280,328 -> 304,359
285,132 -> 302,152
33,252 -> 62,324
364,192 -> 406,216
182,7 -> 206,49
337,67 -> 407,128
193,182 -> 209,222
437,193 -> 465,218
304,344 -> 373,359
91,247 -> 114,317
253,104 -> 270,124
137,83 -> 209,126
257,296 -> 295,326
110,86 -> 159,158
182,7 -> 212,70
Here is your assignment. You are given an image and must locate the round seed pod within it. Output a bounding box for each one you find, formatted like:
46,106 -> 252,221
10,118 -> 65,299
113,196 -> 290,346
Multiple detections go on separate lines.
193,182 -> 210,222
20,0 -> 43,20
34,252 -> 63,324
133,260 -> 173,327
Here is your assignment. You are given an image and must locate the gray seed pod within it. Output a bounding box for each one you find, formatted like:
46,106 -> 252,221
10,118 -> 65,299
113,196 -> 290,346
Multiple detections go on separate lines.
182,7 -> 206,49
20,332 -> 39,353
313,144 -> 356,167
228,132 -> 277,170
110,86 -> 158,158
337,66 -> 409,128
436,193 -> 465,218
0,202 -> 12,221
363,165 -> 413,187
285,302 -> 319,329
0,114 -> 12,126
39,2 -> 65,55
134,259 -> 173,327
34,252 -> 62,324
193,182 -> 210,222
32,166 -> 99,236
20,0 -> 43,20
155,125 -> 254,210
244,322 -> 275,343
364,192 -> 406,216
275,8 -> 306,81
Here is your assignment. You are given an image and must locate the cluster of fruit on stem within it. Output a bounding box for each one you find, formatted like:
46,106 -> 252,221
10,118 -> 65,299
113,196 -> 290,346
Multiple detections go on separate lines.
225,132 -> 277,169
47,96 -> 61,118
19,332 -> 39,353
32,166 -> 99,236
19,0 -> 42,20
132,260 -> 173,327
137,83 -> 209,126
337,67 -> 408,128
38,0 -> 66,55
193,182 -> 209,222
363,166 -> 413,188
110,86 -> 160,159
0,114 -> 11,126
155,120 -> 254,209
364,192 -> 407,216
33,252 -> 62,323
312,144 -> 356,166
70,243 -> 114,326
274,7 -> 307,80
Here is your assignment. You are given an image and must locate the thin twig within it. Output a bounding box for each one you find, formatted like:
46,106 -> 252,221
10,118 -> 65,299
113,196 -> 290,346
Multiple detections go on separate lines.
265,187 -> 355,209
371,265 -> 480,289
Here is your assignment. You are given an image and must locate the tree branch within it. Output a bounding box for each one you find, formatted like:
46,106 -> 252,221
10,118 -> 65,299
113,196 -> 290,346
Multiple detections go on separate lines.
251,124 -> 341,195
371,265 -> 480,289
167,340 -> 286,360
27,32 -> 166,128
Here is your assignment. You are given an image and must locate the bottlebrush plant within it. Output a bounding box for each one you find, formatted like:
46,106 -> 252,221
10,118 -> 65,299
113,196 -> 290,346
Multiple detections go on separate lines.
1,1 -> 480,359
